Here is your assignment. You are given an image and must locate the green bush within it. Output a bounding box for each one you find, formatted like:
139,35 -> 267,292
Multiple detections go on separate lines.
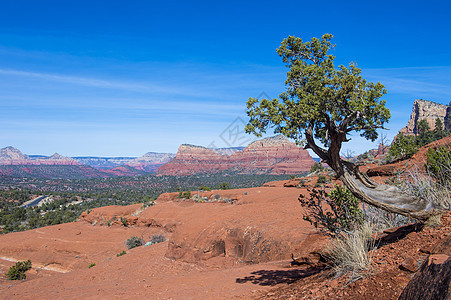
218,182 -> 231,190
298,185 -> 364,237
116,250 -> 126,257
126,236 -> 145,249
88,263 -> 96,268
7,260 -> 32,280
426,146 -> 451,184
120,217 -> 128,227
317,174 -> 328,184
198,186 -> 211,191
388,133 -> 418,161
310,162 -> 324,173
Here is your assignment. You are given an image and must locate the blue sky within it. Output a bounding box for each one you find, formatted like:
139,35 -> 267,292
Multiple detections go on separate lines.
0,0 -> 450,157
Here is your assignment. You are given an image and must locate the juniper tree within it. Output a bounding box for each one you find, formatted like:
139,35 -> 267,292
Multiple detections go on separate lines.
246,34 -> 443,222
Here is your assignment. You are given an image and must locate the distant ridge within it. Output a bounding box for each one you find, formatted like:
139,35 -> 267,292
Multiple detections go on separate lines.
157,135 -> 315,175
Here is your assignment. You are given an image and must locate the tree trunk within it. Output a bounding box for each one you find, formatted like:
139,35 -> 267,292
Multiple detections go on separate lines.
339,161 -> 442,222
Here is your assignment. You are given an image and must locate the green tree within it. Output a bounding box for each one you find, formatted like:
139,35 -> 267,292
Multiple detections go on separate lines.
245,33 -> 441,222
388,133 -> 418,161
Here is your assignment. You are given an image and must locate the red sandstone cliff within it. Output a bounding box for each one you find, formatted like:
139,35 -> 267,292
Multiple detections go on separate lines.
156,135 -> 315,175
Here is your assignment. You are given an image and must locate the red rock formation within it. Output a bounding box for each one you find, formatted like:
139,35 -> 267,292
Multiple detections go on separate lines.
157,135 -> 315,175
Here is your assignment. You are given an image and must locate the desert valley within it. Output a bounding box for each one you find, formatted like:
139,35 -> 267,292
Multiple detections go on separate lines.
1,3 -> 451,298
0,99 -> 450,299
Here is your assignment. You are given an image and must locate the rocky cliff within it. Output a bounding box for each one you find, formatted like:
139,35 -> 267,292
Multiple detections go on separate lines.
156,135 -> 315,175
399,99 -> 449,135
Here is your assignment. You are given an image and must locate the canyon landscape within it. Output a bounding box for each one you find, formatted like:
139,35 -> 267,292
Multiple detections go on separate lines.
0,99 -> 450,299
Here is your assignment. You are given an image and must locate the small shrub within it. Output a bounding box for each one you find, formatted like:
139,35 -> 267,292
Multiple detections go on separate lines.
310,162 -> 324,173
426,146 -> 451,185
126,236 -> 145,249
7,260 -> 32,280
299,185 -> 364,237
199,186 -> 211,191
116,250 -> 127,257
179,191 -> 191,199
317,174 -> 328,184
88,263 -> 96,268
145,234 -> 166,247
120,217 -> 128,227
218,182 -> 231,190
290,175 -> 295,180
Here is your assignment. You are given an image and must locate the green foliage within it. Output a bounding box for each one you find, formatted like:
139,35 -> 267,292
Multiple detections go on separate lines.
389,119 -> 450,162
88,263 -> 96,268
126,236 -> 145,249
298,185 -> 364,237
198,186 -> 211,191
120,217 -> 128,227
316,174 -> 328,184
310,162 -> 324,173
7,260 -> 32,280
218,182 -> 231,190
246,34 -> 389,154
426,146 -> 451,184
388,133 -> 418,161
1,173 -> 302,234
116,250 -> 126,257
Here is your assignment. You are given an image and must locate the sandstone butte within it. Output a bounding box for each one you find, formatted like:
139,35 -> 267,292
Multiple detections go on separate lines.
157,135 -> 315,175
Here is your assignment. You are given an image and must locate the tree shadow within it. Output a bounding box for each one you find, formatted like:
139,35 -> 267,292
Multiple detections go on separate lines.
235,265 -> 325,286
375,223 -> 424,247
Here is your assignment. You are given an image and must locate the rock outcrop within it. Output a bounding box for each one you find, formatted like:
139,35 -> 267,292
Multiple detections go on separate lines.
156,135 -> 315,175
398,236 -> 451,300
399,99 -> 448,135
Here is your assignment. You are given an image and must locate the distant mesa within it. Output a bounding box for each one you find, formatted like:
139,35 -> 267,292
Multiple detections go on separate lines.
0,147 -> 78,166
0,135 -> 315,178
156,135 -> 315,175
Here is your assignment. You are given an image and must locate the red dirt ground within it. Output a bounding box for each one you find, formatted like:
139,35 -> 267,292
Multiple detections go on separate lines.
0,185 -> 328,299
1,136 -> 450,299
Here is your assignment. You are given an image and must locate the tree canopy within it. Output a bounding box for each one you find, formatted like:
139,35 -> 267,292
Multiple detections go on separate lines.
246,34 -> 390,173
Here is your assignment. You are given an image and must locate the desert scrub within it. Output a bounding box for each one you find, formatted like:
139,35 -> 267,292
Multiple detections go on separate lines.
88,263 -> 96,268
126,236 -> 145,249
326,221 -> 375,282
299,185 -> 364,237
145,234 -> 166,246
116,250 -> 127,257
120,217 -> 128,227
7,260 -> 32,280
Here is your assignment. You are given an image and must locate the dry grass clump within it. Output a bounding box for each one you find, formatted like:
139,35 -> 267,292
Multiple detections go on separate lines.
326,221 -> 376,283
398,167 -> 450,211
